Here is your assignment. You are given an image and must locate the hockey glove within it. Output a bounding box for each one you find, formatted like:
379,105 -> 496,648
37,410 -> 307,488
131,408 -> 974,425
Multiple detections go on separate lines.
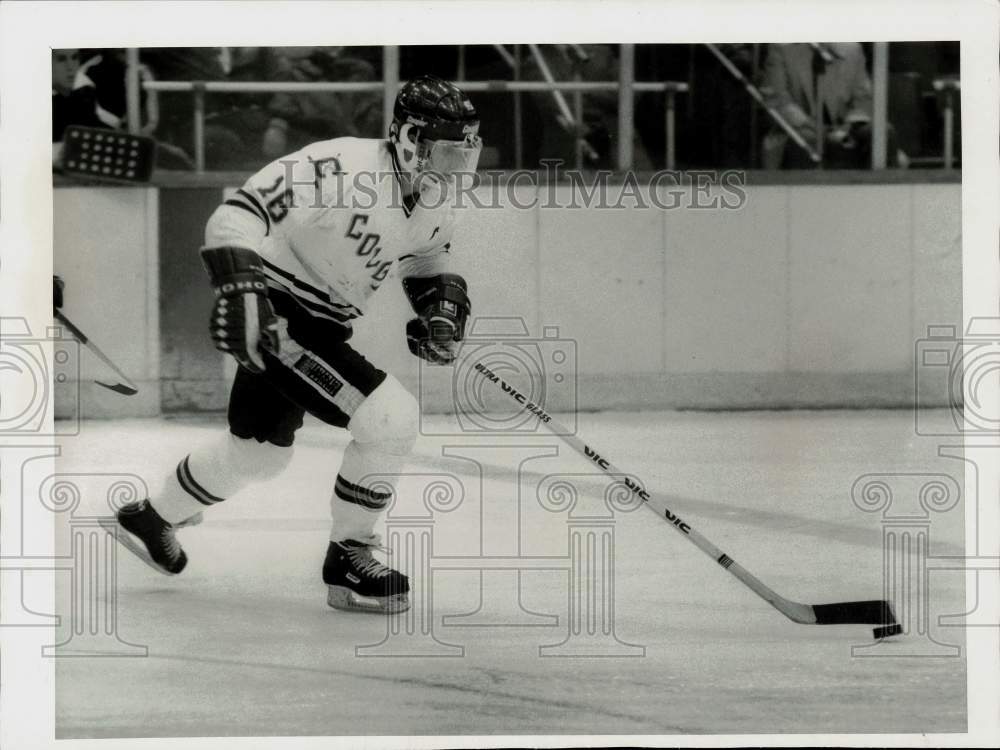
53,275 -> 65,310
200,246 -> 279,373
402,274 -> 470,366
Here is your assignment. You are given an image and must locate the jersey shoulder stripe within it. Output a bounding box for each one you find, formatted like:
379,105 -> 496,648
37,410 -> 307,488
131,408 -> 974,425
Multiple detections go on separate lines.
236,189 -> 270,226
223,198 -> 268,231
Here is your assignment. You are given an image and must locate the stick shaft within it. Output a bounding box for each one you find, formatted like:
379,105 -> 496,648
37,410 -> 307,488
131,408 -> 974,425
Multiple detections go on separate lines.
474,360 -> 816,623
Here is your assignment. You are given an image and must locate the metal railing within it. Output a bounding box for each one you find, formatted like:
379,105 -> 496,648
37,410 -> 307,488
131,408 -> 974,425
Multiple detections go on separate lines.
933,77 -> 960,170
131,44 -> 688,173
128,44 -> 958,173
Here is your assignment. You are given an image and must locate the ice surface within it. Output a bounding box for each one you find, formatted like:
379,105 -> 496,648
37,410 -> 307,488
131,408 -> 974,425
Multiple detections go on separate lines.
52,409 -> 966,737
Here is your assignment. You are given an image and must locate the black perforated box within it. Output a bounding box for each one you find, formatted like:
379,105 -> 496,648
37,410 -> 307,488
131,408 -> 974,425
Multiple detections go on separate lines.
61,126 -> 156,183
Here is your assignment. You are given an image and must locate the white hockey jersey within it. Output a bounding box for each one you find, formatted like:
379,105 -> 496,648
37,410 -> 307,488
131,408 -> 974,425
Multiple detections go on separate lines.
205,137 -> 461,325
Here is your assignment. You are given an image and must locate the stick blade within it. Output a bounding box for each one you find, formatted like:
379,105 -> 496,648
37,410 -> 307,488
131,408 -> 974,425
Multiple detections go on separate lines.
96,381 -> 138,396
873,623 -> 903,639
812,599 -> 897,626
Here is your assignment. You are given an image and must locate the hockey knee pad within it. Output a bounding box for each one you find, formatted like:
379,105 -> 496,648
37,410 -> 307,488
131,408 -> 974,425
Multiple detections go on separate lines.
347,375 -> 419,456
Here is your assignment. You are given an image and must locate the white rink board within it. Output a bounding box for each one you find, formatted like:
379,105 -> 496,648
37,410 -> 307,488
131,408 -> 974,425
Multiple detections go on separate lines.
52,187 -> 160,418
53,180 -> 962,414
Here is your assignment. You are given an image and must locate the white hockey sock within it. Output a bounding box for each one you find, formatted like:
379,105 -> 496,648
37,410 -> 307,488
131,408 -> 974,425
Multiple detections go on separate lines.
151,431 -> 294,525
329,440 -> 403,543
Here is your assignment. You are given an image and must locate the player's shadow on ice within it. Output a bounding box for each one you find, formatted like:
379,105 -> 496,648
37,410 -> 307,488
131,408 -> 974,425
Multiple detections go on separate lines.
412,452 -> 963,555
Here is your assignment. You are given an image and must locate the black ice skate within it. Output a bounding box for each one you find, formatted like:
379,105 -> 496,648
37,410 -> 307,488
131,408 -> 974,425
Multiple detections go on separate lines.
101,499 -> 201,576
323,539 -> 410,614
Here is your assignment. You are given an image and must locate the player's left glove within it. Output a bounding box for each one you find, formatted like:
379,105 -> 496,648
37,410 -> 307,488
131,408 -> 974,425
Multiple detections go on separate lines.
402,274 -> 470,365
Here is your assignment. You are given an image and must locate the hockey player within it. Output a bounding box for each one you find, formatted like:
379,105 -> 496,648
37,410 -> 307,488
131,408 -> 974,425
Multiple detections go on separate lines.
109,75 -> 481,614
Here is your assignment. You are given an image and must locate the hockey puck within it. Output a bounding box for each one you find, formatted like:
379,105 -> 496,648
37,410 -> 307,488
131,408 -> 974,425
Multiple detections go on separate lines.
872,623 -> 903,639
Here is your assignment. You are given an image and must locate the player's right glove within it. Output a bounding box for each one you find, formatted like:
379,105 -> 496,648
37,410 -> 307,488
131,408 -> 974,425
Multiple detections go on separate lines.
402,274 -> 470,366
200,246 -> 279,374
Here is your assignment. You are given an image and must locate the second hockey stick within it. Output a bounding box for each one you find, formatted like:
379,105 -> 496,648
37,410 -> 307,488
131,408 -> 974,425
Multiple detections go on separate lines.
472,360 -> 900,639
54,310 -> 138,396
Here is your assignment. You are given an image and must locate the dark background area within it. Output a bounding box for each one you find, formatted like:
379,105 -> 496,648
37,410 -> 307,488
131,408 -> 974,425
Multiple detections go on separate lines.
55,42 -> 960,172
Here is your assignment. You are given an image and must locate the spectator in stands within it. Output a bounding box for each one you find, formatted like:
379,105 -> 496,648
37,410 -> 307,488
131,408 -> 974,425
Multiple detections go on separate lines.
759,43 -> 901,168
52,49 -> 103,144
70,49 -> 195,169
75,49 -> 159,136
142,47 -> 244,169
260,47 -> 381,159
201,47 -> 276,168
889,41 -> 960,161
521,44 -> 653,170
141,46 -> 227,149
687,43 -> 757,168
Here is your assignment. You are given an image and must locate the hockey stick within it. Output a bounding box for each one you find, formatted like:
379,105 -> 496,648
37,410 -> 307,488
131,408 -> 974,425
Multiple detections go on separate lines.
54,310 -> 138,396
472,360 -> 901,639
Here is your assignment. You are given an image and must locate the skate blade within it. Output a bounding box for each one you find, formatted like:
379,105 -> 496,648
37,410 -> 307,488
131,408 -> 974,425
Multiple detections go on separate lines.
326,586 -> 410,614
98,517 -> 179,577
174,512 -> 204,529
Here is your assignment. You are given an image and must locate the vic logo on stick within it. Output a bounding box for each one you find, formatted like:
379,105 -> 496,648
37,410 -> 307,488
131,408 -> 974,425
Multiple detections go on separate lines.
584,445 -> 611,470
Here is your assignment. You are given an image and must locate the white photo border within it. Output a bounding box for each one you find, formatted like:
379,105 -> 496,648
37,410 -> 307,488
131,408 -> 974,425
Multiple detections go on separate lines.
1,1 -> 997,747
